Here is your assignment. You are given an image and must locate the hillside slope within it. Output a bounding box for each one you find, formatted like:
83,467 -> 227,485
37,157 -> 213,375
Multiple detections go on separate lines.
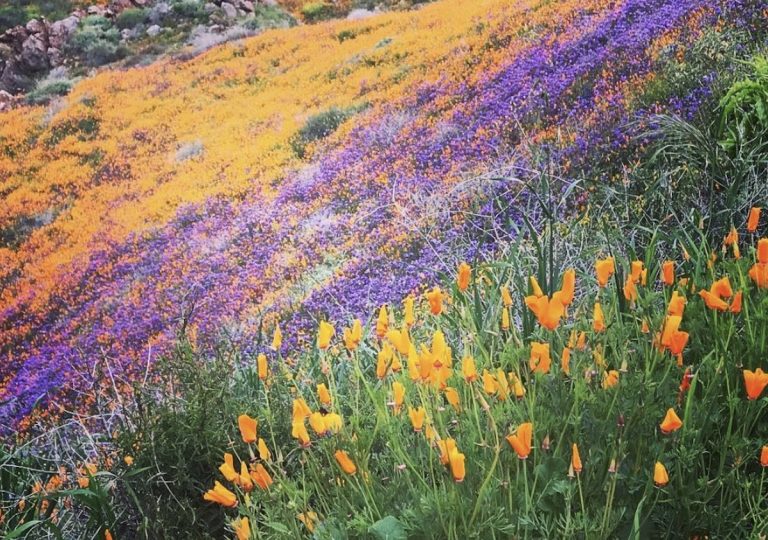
0,0 -> 763,431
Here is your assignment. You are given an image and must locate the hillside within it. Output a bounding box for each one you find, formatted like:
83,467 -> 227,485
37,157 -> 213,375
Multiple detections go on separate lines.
1,0 -> 768,537
0,0 -> 763,430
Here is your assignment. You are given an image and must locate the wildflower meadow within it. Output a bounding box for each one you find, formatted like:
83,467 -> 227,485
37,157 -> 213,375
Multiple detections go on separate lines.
1,0 -> 768,538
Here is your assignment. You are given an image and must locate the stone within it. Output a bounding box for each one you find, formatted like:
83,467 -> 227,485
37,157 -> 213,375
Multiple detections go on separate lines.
25,19 -> 48,36
49,16 -> 80,50
146,24 -> 162,37
20,34 -> 50,73
203,3 -> 217,13
47,47 -> 64,67
0,60 -> 35,93
234,0 -> 254,12
261,0 -> 278,6
220,2 -> 238,18
347,8 -> 375,20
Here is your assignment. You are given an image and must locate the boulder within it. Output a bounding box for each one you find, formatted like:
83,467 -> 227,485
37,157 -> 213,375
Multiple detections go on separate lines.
234,0 -> 254,12
0,60 -> 35,93
220,2 -> 238,18
47,47 -> 64,67
347,8 -> 375,20
49,16 -> 80,50
146,24 -> 162,37
0,90 -> 20,112
203,3 -> 217,13
20,34 -> 50,73
25,19 -> 48,36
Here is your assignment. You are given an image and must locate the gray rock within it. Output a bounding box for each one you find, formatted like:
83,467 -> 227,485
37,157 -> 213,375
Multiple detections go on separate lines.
203,2 -> 217,13
234,0 -> 254,12
146,24 -> 163,37
347,8 -> 375,20
220,2 -> 238,18
25,19 -> 48,35
149,2 -> 171,24
20,34 -> 50,73
261,0 -> 278,6
47,47 -> 64,67
49,16 -> 80,50
0,60 -> 35,93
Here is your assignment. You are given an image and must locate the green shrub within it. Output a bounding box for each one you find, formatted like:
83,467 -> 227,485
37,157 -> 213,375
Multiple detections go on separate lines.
719,55 -> 768,154
290,105 -> 363,158
242,5 -> 297,30
115,7 -> 148,30
171,0 -> 206,22
300,1 -> 335,23
0,6 -> 27,33
67,17 -> 128,67
25,80 -> 72,105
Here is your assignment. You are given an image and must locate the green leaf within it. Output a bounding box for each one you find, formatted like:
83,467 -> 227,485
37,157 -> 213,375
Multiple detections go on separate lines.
368,516 -> 407,540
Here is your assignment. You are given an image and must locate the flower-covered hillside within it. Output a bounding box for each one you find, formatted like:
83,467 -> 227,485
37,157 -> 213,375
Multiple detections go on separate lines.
0,0 -> 764,431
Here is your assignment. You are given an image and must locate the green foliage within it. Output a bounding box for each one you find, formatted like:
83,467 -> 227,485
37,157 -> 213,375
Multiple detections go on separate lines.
25,80 -> 72,105
171,0 -> 207,22
291,105 -> 363,158
719,55 -> 768,154
300,2 -> 335,23
66,16 -> 128,67
115,7 -> 149,30
243,5 -> 298,31
0,6 -> 28,33
0,0 -> 75,33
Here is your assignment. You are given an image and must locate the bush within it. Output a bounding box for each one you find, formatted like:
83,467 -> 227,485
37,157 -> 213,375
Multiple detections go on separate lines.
171,0 -> 206,22
67,17 -> 128,67
290,105 -> 362,158
115,7 -> 148,30
300,1 -> 335,23
25,80 -> 72,105
0,6 -> 27,33
242,5 -> 297,31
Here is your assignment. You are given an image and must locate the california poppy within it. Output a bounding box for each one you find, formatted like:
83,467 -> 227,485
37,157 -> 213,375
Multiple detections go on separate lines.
324,413 -> 343,433
571,443 -> 583,474
343,319 -> 363,351
234,517 -> 250,540
392,381 -> 405,414
560,268 -> 576,306
203,481 -> 237,507
595,257 -> 615,287
448,447 -> 466,483
660,408 -> 683,434
662,260 -> 675,286
462,356 -> 477,382
445,387 -> 460,412
317,383 -> 331,406
317,321 -> 335,350
561,347 -> 571,376
749,262 -> 768,288
297,512 -> 319,533
292,399 -> 312,422
272,324 -> 282,351
238,414 -> 258,444
759,238 -> 768,264
309,412 -> 327,436
403,296 -> 416,327
699,290 -> 729,311
529,342 -> 551,374
238,461 -> 254,492
376,305 -> 389,338
258,438 -> 271,461
409,406 -> 426,432
743,368 -> 768,400
426,287 -> 444,315
219,453 -> 238,483
747,207 -> 761,232
730,291 -> 742,313
660,315 -> 682,348
506,422 -> 533,459
457,262 -> 471,292
724,227 -> 738,246
387,326 -> 411,356
623,275 -> 637,302
711,277 -> 733,299
593,302 -> 606,332
250,463 -> 273,490
630,261 -> 644,283
501,306 -> 510,330
530,276 -> 544,297
761,445 -> 768,467
667,291 -> 686,316
292,420 -> 311,447
501,286 -> 513,307
334,450 -> 357,475
602,370 -> 619,389
482,369 -> 498,395
653,462 -> 669,487
437,438 -> 457,465
257,354 -> 268,381
525,292 -> 566,331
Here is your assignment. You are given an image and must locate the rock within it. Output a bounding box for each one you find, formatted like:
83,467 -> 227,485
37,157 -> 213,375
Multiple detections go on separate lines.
21,34 -> 50,73
25,19 -> 48,36
347,8 -> 375,20
0,27 -> 29,53
146,24 -> 162,37
262,0 -> 278,6
203,3 -> 217,13
87,5 -> 110,17
132,0 -> 149,6
109,0 -> 134,11
234,0 -> 254,12
0,60 -> 35,93
0,90 -> 20,112
49,16 -> 80,50
149,2 -> 171,24
220,2 -> 238,18
47,47 -> 64,67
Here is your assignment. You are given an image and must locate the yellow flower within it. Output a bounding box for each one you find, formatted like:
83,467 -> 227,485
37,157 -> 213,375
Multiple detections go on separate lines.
462,356 -> 477,382
219,453 -> 238,483
238,414 -> 258,444
602,370 -> 619,389
653,462 -> 669,487
593,302 -> 605,332
529,342 -> 551,374
747,206 -> 761,232
291,420 -> 311,447
250,463 -> 273,490
571,443 -> 583,474
234,517 -> 250,540
426,286 -> 445,315
659,408 -> 683,434
292,398 -> 312,422
309,412 -> 328,436
343,319 -> 363,351
334,450 -> 357,475
271,324 -> 282,351
386,326 -> 411,355
376,305 -> 389,339
501,306 -> 510,330
501,285 -> 513,307
445,387 -> 460,412
257,438 -> 271,461
403,296 -> 415,327
529,276 -> 544,297
324,413 -> 343,433
257,353 -> 268,381
561,347 -> 571,376
297,512 -> 319,533
630,260 -> 644,283
506,422 -> 533,459
317,383 -> 332,406
595,257 -> 615,287
408,406 -> 426,432
203,481 -> 238,507
525,292 -> 566,331
124,455 -> 134,466
743,368 -> 768,400
560,268 -> 576,306
457,262 -> 471,291
392,381 -> 405,414
482,369 -> 498,395
448,447 -> 465,483
317,321 -> 335,350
